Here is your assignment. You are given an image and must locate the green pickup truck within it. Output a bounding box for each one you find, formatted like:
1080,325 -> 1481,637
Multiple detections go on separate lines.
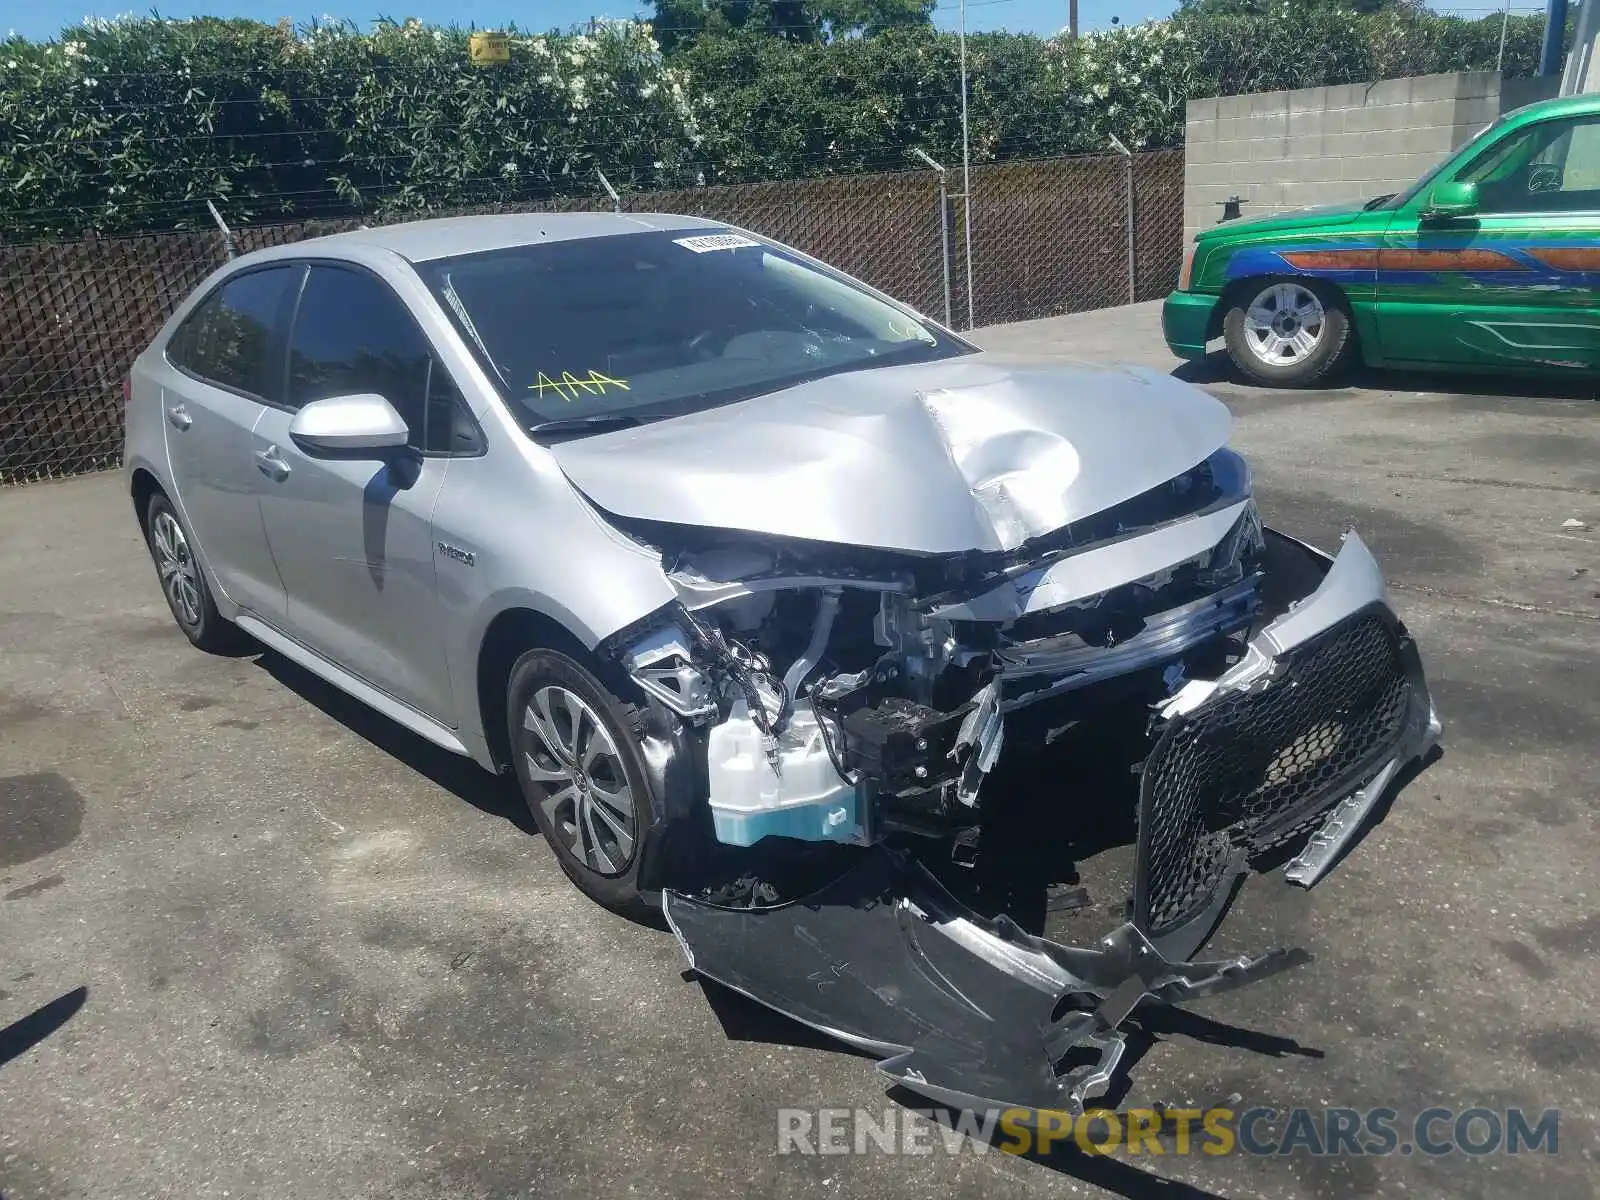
1163,92 -> 1600,387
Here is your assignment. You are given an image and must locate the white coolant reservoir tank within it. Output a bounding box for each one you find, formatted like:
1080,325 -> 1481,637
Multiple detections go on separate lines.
706,697 -> 860,847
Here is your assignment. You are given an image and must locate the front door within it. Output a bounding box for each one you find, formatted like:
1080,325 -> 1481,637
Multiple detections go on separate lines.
1376,110 -> 1600,372
252,262 -> 473,723
160,264 -> 304,621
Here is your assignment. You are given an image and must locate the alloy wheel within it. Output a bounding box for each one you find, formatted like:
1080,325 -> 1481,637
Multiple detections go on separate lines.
1242,282 -> 1326,367
520,685 -> 638,876
151,509 -> 202,627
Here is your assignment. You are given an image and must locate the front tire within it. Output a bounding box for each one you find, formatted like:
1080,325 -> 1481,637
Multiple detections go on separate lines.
142,491 -> 246,653
507,648 -> 662,918
1223,279 -> 1356,387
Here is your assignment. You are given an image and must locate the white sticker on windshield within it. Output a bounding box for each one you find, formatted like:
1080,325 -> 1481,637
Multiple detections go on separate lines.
673,233 -> 761,253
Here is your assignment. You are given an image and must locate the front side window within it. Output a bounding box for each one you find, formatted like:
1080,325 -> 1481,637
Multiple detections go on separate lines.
168,266 -> 302,398
286,265 -> 480,454
414,229 -> 971,436
1458,115 -> 1600,213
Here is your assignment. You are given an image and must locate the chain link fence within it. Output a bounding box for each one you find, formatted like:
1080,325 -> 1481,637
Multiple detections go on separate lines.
0,148 -> 1184,485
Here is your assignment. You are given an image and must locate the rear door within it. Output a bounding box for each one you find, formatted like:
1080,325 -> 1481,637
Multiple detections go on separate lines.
161,264 -> 304,620
251,261 -> 484,722
1376,111 -> 1600,371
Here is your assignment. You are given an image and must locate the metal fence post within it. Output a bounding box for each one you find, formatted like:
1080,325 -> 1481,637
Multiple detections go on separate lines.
909,148 -> 952,329
958,0 -> 975,330
205,199 -> 236,260
1108,135 -> 1134,305
596,169 -> 621,214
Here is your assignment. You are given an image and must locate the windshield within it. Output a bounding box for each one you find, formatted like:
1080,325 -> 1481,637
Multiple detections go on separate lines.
415,229 -> 971,435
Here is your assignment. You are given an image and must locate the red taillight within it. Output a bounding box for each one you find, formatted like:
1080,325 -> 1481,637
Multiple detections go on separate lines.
122,376 -> 132,406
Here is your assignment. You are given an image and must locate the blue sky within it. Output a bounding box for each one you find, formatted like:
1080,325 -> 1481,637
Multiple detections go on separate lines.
7,0 -> 1180,41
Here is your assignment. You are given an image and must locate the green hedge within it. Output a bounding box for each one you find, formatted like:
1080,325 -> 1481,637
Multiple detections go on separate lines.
0,7 -> 1558,240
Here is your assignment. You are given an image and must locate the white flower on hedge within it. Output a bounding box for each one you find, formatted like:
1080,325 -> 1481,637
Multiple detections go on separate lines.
640,82 -> 656,98
501,160 -> 517,176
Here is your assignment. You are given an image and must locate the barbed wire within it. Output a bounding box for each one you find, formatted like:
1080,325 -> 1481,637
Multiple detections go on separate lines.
2,139 -> 1176,230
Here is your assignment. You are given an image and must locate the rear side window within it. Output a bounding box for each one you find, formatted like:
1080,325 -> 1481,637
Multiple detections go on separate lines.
286,264 -> 482,455
168,266 -> 301,398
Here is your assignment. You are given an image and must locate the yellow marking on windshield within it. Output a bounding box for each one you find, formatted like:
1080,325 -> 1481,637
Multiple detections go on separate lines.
530,370 -> 632,401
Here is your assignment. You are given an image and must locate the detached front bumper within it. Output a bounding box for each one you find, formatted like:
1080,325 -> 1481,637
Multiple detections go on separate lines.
664,528 -> 1440,1116
1162,290 -> 1220,361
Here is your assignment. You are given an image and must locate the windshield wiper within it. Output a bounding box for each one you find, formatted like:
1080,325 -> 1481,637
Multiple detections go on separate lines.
525,413 -> 644,439
1363,193 -> 1398,211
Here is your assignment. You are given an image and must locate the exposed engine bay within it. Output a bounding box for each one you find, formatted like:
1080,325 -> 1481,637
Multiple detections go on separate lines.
604,446 -> 1271,858
590,443 -> 1441,1120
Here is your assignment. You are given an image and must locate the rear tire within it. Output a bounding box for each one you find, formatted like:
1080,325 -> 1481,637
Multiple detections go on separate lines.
1223,279 -> 1356,388
506,648 -> 662,919
142,491 -> 247,653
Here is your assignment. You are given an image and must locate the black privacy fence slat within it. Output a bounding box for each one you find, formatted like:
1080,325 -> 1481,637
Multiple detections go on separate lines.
0,149 -> 1185,485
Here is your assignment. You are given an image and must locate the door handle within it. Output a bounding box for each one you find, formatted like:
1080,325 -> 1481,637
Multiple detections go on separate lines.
166,403 -> 193,431
254,446 -> 291,480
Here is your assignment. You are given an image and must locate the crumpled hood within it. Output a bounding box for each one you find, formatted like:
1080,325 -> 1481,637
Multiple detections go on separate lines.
549,354 -> 1232,555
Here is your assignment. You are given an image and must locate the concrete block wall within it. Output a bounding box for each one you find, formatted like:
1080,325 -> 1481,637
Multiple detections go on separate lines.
1182,71 -> 1560,249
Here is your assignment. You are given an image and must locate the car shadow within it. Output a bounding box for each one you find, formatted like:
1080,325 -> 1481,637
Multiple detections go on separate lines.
250,647 -> 536,836
1174,348 -> 1598,402
1,986 -> 87,1068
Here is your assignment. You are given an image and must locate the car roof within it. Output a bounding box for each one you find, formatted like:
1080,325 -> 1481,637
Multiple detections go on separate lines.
276,210 -> 730,264
1503,91 -> 1600,124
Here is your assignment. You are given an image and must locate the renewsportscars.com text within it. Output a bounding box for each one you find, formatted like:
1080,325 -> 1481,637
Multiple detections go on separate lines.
776,1106 -> 1562,1158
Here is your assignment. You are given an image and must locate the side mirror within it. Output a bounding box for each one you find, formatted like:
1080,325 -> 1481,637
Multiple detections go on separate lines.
288,393 -> 410,457
1422,180 -> 1479,221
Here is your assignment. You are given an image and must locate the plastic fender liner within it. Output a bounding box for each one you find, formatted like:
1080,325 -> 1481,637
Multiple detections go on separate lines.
662,846 -> 1306,1116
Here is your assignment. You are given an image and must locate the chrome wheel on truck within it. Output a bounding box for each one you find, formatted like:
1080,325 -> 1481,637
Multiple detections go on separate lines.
1242,282 -> 1325,367
1223,278 -> 1356,388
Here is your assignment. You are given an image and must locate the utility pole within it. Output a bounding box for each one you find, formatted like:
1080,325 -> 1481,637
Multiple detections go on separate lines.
1562,0 -> 1597,93
1069,0 -> 1079,38
1539,0 -> 1568,76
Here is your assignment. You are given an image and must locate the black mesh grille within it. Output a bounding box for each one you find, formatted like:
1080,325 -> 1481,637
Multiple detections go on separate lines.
1135,611 -> 1413,939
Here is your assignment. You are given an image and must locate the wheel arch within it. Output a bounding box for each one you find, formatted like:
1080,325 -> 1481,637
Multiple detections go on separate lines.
130,464 -> 166,530
475,606 -> 595,774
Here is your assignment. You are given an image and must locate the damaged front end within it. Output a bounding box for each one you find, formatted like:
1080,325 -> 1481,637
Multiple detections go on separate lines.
596,474 -> 1439,1117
